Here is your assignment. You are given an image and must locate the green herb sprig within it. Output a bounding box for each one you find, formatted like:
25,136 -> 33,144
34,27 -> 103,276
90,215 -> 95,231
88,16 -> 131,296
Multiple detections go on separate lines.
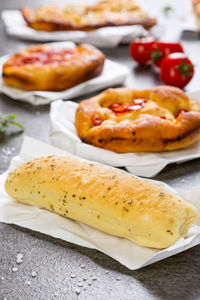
0,114 -> 24,134
163,5 -> 173,15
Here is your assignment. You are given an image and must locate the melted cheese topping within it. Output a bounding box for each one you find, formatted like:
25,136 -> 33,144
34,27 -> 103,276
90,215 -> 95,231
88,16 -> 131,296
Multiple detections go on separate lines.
8,48 -> 78,66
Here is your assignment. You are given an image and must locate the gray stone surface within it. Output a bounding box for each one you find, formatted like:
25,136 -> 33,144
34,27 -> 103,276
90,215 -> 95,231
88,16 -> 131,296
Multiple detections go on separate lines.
0,0 -> 200,299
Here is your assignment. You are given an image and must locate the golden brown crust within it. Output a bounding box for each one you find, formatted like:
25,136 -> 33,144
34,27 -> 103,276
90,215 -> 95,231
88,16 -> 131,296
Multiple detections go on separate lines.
2,44 -> 105,91
5,156 -> 199,249
75,86 -> 200,152
192,0 -> 200,30
21,0 -> 157,32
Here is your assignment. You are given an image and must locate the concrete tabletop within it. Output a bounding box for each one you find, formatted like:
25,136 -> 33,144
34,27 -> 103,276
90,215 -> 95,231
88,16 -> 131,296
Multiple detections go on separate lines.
0,0 -> 200,299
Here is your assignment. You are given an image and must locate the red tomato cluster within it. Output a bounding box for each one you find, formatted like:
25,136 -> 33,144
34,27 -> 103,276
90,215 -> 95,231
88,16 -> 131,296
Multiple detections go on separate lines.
12,48 -> 76,66
129,38 -> 194,89
109,99 -> 146,113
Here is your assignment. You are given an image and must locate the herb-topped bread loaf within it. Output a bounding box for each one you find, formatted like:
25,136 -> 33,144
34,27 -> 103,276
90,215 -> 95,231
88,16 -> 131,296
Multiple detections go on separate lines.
5,155 -> 199,249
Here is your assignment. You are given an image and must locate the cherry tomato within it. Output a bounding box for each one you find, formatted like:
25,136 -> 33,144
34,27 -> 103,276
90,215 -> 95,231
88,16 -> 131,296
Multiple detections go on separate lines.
109,99 -> 146,113
109,103 -> 131,113
150,41 -> 184,67
176,109 -> 188,117
129,39 -> 184,67
160,53 -> 194,89
129,37 -> 156,66
92,115 -> 102,126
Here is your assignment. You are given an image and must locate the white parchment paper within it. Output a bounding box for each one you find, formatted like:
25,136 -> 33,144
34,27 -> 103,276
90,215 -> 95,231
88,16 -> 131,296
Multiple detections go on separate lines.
0,41 -> 129,105
181,0 -> 200,35
1,10 -> 162,47
0,136 -> 200,270
50,91 -> 200,177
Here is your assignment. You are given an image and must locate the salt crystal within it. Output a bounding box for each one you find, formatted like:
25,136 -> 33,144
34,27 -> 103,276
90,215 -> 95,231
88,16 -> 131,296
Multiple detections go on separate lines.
80,264 -> 86,269
16,254 -> 23,264
2,155 -> 8,163
31,271 -> 37,278
75,288 -> 80,295
63,287 -> 68,294
91,276 -> 97,281
12,267 -> 18,272
105,270 -> 109,274
116,276 -> 121,281
70,274 -> 76,278
1,276 -> 4,280
78,282 -> 83,287
83,276 -> 87,281
2,147 -> 12,156
25,280 -> 31,286
88,281 -> 92,286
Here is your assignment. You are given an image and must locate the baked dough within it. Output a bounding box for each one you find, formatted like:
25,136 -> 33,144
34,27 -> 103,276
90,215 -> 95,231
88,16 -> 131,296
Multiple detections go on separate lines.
5,155 -> 199,249
21,0 -> 157,32
75,86 -> 200,152
2,44 -> 105,91
192,0 -> 200,30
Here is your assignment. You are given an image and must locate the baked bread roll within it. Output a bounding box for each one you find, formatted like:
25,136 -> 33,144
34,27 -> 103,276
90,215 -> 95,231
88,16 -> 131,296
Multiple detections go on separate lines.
21,0 -> 156,32
2,44 -> 105,91
5,156 -> 199,249
75,86 -> 200,152
192,0 -> 200,30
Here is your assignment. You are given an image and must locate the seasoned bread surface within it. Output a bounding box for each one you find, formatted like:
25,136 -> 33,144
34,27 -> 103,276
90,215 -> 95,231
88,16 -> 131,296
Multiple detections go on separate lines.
75,86 -> 200,152
21,0 -> 157,32
3,44 -> 105,91
5,156 -> 199,249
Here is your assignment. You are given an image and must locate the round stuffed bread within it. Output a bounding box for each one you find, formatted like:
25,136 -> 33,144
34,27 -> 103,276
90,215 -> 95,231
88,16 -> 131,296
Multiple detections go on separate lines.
75,86 -> 200,152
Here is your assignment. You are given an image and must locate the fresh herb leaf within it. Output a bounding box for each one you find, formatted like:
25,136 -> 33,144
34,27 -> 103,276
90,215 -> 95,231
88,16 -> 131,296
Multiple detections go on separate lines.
163,5 -> 173,15
8,121 -> 24,130
0,114 -> 24,134
6,114 -> 16,120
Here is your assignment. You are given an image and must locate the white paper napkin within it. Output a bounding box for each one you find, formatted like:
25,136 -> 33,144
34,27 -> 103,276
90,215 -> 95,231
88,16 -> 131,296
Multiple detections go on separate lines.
0,136 -> 200,270
49,92 -> 200,178
1,10 -> 162,47
181,0 -> 200,35
0,42 -> 129,105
